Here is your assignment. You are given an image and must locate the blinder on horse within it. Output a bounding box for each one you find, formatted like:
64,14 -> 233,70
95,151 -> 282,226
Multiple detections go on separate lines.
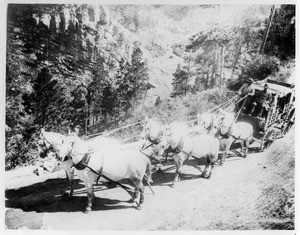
147,135 -> 162,145
141,132 -> 162,151
37,136 -> 55,158
37,133 -> 68,161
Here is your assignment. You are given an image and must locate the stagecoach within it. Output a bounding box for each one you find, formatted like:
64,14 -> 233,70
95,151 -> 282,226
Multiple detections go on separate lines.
237,79 -> 295,151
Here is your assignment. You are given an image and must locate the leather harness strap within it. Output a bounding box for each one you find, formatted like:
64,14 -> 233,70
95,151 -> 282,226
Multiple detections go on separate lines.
168,136 -> 195,162
71,151 -> 131,192
73,153 -> 92,170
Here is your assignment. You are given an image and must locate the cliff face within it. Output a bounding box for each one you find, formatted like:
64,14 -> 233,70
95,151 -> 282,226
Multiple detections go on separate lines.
26,4 -> 139,77
8,4 -> 273,107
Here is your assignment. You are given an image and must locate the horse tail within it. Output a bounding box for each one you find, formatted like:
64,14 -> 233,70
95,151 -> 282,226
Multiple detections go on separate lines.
144,157 -> 153,184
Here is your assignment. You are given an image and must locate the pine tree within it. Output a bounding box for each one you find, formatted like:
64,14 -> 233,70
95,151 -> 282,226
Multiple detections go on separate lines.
171,64 -> 191,97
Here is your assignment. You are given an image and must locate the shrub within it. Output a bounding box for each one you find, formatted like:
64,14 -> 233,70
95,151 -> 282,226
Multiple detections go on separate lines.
5,134 -> 37,170
124,87 -> 234,126
244,54 -> 280,80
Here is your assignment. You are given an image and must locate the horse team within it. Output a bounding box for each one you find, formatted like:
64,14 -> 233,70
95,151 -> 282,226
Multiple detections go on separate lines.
37,110 -> 253,213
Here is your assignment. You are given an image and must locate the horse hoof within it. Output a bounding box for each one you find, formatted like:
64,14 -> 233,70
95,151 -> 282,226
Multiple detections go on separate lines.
136,205 -> 142,210
61,192 -> 69,197
83,208 -> 92,214
170,184 -> 175,188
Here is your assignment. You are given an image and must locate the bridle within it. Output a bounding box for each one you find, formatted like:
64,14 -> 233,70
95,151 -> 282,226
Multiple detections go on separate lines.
38,134 -> 54,153
37,132 -> 66,161
141,129 -> 163,151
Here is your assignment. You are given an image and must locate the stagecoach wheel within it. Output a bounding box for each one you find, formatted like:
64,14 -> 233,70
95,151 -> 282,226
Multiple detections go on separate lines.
260,128 -> 276,151
282,109 -> 295,135
283,122 -> 294,135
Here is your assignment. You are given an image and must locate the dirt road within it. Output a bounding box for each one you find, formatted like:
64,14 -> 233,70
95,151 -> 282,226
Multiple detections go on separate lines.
5,131 -> 295,230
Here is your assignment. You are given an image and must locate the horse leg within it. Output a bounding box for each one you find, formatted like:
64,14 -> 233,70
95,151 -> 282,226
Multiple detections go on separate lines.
207,160 -> 215,179
201,154 -> 211,178
222,138 -> 233,163
240,140 -> 245,156
136,181 -> 145,210
83,173 -> 95,213
243,139 -> 249,158
171,154 -> 184,188
128,188 -> 139,203
85,187 -> 94,213
221,148 -> 228,164
201,163 -> 209,178
60,161 -> 74,197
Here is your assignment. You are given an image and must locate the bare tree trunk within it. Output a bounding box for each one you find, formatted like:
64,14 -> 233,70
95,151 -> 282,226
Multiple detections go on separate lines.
259,5 -> 276,54
211,50 -> 218,87
220,45 -> 225,85
185,56 -> 192,95
230,43 -> 242,80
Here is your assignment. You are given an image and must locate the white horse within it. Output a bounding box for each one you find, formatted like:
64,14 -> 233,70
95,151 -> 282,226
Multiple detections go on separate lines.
195,113 -> 220,135
140,117 -> 163,150
216,112 -> 253,162
153,122 -> 219,187
37,129 -> 74,196
37,129 -> 120,197
58,134 -> 152,213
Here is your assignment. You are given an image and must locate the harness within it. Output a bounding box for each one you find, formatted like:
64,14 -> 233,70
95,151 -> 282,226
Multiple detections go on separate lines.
37,135 -> 62,160
73,152 -> 93,170
38,136 -> 54,152
66,146 -> 131,192
171,137 -> 184,154
141,132 -> 162,151
146,131 -> 162,145
219,125 -> 241,140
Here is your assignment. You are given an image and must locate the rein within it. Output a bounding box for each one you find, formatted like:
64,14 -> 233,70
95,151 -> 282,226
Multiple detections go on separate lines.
38,136 -> 54,152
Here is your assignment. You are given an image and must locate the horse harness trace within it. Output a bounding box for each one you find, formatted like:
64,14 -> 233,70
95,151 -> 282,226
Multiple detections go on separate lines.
66,146 -> 132,191
167,136 -> 196,163
218,127 -> 242,140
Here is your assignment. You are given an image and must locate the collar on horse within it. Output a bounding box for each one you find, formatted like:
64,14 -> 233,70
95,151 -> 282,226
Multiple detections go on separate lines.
169,137 -> 184,154
73,152 -> 93,170
147,133 -> 162,145
219,126 -> 241,140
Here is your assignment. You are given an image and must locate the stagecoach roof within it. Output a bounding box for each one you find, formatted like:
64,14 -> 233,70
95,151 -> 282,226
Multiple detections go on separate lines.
253,79 -> 294,96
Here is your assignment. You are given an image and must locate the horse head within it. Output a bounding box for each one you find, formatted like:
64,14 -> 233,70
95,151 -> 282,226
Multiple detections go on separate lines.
152,121 -> 187,156
218,112 -> 235,135
59,134 -> 77,161
141,117 -> 163,150
36,128 -> 55,158
151,126 -> 171,157
59,133 -> 91,164
198,113 -> 217,130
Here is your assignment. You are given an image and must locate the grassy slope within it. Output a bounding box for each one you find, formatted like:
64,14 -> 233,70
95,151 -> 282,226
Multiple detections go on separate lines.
256,128 -> 295,229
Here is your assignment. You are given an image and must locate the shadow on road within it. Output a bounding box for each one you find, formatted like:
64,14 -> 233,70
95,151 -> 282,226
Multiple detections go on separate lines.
5,143 -> 259,214
5,178 -> 139,213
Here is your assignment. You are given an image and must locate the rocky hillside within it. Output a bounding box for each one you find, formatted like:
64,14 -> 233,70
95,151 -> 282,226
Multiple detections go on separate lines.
29,4 -> 272,106
107,5 -> 274,105
6,4 -> 295,170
